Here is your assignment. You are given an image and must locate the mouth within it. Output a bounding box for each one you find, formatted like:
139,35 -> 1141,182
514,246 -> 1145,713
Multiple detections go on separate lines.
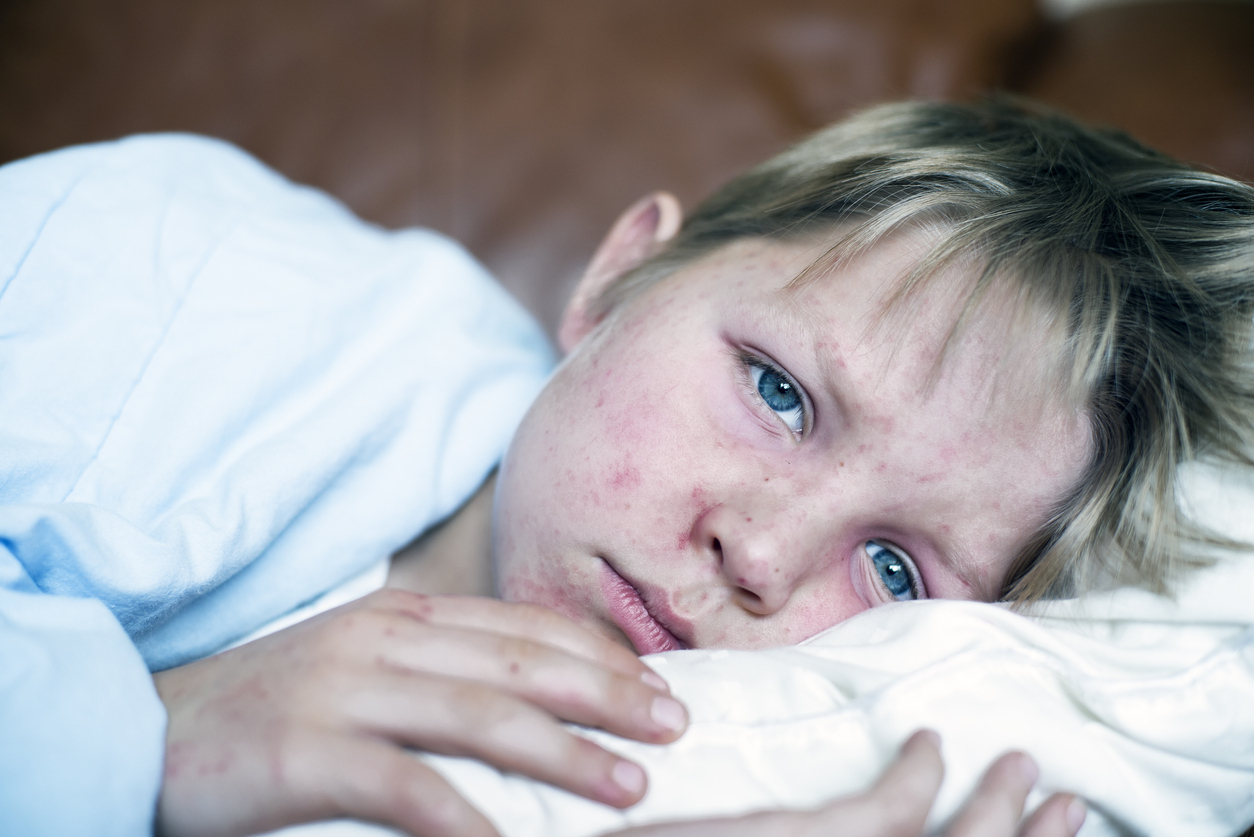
597,559 -> 687,655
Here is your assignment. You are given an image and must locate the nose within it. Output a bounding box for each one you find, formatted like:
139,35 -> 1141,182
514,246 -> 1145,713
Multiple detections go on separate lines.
693,503 -> 805,615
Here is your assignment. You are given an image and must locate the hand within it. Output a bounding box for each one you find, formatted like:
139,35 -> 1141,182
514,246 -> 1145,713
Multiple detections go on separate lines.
612,730 -> 1087,837
153,589 -> 688,837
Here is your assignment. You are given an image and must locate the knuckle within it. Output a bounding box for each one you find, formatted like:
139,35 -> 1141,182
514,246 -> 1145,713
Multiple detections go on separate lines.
445,678 -> 531,732
374,587 -> 437,618
324,607 -> 408,655
863,786 -> 928,836
265,724 -> 311,796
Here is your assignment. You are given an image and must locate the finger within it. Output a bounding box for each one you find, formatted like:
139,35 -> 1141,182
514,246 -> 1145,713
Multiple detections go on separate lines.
798,729 -> 945,837
343,669 -> 652,808
305,732 -> 502,837
945,751 -> 1037,837
346,613 -> 687,743
1019,793 -> 1087,837
369,590 -> 654,682
610,731 -> 945,837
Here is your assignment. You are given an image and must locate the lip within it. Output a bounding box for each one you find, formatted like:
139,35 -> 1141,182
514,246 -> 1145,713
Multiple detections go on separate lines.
598,559 -> 686,655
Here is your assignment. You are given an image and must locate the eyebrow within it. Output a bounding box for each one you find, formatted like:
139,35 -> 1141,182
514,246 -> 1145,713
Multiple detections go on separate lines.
770,285 -> 856,425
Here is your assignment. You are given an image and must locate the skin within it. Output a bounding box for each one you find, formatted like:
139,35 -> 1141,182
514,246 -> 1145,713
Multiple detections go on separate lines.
153,193 -> 1091,837
494,201 -> 1092,653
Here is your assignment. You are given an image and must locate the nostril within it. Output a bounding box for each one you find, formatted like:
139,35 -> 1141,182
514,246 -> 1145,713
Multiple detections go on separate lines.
736,588 -> 765,610
711,537 -> 722,559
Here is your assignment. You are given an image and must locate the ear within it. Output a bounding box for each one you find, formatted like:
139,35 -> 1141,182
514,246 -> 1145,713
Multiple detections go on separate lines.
558,191 -> 683,353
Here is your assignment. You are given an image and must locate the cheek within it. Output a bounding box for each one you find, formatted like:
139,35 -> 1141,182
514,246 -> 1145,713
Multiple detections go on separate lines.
494,536 -> 589,620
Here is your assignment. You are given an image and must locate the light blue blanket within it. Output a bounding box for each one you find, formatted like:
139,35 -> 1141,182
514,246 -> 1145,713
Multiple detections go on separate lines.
0,135 -> 552,836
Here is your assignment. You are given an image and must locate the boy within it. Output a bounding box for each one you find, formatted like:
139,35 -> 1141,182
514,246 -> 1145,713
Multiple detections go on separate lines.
2,98 -> 1252,837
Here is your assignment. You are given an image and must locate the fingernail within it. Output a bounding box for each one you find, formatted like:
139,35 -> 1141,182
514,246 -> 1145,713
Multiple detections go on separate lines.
650,696 -> 687,732
1017,754 -> 1039,786
612,760 -> 646,796
1066,797 -> 1088,832
641,670 -> 669,692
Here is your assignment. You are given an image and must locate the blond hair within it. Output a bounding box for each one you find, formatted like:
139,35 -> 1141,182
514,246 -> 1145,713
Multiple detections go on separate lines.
600,98 -> 1254,601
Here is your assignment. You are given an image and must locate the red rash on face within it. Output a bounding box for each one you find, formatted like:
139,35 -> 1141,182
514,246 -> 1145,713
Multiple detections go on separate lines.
608,462 -> 642,490
492,233 -> 1093,651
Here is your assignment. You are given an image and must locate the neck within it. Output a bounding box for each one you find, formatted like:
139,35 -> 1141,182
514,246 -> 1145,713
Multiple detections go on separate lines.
387,472 -> 498,597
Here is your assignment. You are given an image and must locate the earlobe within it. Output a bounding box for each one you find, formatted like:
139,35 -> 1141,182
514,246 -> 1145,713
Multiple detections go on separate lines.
558,191 -> 683,353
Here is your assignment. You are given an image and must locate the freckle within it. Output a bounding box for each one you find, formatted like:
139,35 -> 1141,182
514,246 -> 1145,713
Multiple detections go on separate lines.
763,477 -> 769,482
839,461 -> 845,467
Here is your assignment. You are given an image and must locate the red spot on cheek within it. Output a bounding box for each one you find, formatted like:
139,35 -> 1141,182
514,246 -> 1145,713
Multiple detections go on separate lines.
608,465 -> 641,489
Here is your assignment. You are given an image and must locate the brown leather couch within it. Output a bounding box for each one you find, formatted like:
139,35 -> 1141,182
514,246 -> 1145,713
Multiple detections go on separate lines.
1,0 -> 1250,337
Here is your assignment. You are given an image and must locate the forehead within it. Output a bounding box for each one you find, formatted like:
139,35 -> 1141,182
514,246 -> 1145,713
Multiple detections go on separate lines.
681,229 -> 1069,414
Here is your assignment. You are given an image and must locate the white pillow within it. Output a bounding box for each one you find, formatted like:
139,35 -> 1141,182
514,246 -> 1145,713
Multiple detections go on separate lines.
262,458 -> 1254,837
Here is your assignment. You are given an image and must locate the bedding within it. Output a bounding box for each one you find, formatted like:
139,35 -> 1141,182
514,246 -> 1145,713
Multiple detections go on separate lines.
260,457 -> 1254,837
0,134 -> 553,836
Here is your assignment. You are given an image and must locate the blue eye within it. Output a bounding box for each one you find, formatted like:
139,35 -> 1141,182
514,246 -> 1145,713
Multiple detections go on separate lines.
749,361 -> 805,435
866,541 -> 919,601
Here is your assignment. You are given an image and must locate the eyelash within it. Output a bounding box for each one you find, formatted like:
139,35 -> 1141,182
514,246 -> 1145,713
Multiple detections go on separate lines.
739,351 -> 810,439
865,539 -> 926,601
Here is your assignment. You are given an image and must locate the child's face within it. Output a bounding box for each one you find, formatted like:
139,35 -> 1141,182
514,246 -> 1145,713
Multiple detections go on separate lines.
493,228 -> 1092,654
